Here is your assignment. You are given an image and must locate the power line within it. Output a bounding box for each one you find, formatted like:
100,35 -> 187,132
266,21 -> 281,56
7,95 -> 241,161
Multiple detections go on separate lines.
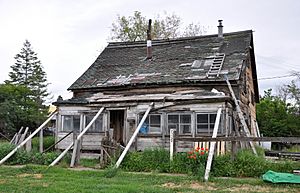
258,74 -> 297,80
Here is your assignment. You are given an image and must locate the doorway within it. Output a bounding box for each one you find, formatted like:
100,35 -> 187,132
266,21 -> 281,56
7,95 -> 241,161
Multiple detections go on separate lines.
109,110 -> 125,145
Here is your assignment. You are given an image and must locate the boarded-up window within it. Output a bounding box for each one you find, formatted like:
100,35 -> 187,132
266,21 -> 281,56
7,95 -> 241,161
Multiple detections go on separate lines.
61,115 -> 80,132
85,114 -> 103,133
196,113 -> 217,134
167,114 -> 191,134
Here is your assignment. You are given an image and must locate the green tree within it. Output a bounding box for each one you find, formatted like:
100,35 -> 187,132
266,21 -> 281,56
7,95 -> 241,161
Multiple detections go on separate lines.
256,89 -> 300,137
110,11 -> 206,42
5,40 -> 49,105
0,84 -> 48,136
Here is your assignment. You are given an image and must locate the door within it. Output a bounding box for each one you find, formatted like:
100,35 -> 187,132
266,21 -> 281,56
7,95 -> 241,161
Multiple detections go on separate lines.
109,110 -> 125,145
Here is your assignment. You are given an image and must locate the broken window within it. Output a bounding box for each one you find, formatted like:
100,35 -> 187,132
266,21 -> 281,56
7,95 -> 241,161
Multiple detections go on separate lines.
167,114 -> 191,134
61,115 -> 80,132
85,114 -> 103,133
196,113 -> 217,134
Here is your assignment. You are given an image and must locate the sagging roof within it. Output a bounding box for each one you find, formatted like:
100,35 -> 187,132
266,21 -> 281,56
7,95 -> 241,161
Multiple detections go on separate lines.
69,30 -> 256,91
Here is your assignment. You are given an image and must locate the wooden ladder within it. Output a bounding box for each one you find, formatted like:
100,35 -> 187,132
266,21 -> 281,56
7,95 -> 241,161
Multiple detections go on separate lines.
206,53 -> 225,78
224,75 -> 257,155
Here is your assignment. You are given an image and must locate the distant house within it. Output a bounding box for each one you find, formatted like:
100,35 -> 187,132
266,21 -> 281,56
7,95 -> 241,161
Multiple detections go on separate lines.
54,21 -> 259,153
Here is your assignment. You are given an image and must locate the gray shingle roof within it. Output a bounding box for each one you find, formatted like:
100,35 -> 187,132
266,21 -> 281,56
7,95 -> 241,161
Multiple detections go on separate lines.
69,30 -> 254,90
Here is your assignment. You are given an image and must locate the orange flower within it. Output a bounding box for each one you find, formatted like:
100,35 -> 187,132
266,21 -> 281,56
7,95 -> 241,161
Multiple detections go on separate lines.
205,148 -> 209,152
188,151 -> 193,155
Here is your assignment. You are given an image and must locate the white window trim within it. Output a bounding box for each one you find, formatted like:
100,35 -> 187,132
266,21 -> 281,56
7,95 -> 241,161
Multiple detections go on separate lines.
196,112 -> 217,134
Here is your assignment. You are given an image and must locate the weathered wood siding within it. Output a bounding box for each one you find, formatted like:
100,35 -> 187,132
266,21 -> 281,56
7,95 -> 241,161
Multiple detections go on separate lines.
57,132 -> 105,150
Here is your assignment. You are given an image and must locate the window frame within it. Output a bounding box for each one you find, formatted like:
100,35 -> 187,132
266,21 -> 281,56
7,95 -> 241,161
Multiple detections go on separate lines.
196,112 -> 217,134
139,113 -> 162,134
85,113 -> 104,133
167,113 -> 192,135
61,115 -> 81,132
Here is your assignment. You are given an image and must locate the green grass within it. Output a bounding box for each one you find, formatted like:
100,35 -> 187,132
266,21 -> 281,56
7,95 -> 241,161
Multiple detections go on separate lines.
0,165 -> 299,193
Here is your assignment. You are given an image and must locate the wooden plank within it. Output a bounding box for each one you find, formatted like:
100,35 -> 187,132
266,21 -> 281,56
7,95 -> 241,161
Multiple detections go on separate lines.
204,108 -> 222,182
174,136 -> 300,143
13,127 -> 23,145
39,128 -> 43,153
18,127 -> 29,145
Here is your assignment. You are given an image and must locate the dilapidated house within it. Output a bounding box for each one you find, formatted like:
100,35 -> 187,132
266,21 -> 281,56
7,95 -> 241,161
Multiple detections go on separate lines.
54,21 -> 259,154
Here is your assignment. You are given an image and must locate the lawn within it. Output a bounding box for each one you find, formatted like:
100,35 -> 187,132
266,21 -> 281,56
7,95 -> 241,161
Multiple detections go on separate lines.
0,165 -> 299,193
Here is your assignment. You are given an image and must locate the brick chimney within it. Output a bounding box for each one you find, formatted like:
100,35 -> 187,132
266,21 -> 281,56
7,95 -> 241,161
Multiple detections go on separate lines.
218,20 -> 223,38
146,19 -> 152,59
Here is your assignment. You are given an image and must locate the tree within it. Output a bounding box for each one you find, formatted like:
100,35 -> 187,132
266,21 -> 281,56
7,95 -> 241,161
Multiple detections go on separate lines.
256,89 -> 300,137
110,11 -> 206,42
5,40 -> 49,105
0,84 -> 48,136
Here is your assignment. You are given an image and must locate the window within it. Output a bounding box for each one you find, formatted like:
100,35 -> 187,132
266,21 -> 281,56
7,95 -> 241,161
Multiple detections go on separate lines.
167,114 -> 191,134
85,114 -> 103,133
196,113 -> 217,134
61,115 -> 80,132
140,114 -> 162,134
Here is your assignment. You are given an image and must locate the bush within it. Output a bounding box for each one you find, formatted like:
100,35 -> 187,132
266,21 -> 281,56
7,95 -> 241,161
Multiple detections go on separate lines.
122,148 -> 170,172
0,142 -> 59,165
31,136 -> 55,152
121,148 -> 300,178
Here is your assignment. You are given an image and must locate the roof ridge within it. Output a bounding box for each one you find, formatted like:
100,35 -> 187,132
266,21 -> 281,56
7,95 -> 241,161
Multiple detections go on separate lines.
107,30 -> 253,48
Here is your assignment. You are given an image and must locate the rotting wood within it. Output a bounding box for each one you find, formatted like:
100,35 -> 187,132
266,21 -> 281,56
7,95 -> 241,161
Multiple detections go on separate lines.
204,108 -> 222,182
0,111 -> 57,165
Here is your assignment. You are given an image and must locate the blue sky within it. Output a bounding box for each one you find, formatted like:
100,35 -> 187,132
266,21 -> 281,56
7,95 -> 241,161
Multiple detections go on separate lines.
0,0 -> 299,103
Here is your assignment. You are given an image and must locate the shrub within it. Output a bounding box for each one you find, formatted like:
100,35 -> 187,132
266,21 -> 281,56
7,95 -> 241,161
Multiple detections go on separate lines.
233,149 -> 267,177
211,154 -> 235,177
31,136 -> 55,152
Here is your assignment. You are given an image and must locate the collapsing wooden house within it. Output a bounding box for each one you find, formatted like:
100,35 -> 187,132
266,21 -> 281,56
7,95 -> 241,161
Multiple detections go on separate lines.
54,20 -> 259,155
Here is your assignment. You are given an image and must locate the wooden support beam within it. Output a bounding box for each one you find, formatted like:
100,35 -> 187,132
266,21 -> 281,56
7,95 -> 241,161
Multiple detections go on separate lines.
0,112 -> 57,165
49,142 -> 73,167
70,107 -> 104,167
224,75 -> 257,155
204,108 -> 222,182
115,103 -> 154,168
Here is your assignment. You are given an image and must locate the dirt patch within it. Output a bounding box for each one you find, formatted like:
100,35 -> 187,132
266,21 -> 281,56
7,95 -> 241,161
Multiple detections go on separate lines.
189,182 -> 217,191
0,179 -> 7,184
17,173 -> 43,179
162,182 -> 182,188
227,185 -> 290,193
